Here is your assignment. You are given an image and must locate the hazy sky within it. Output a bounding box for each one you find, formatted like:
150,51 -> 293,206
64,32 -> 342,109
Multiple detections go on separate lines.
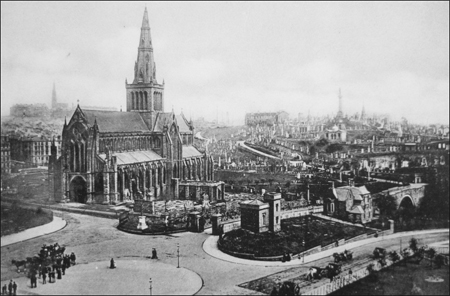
1,2 -> 449,125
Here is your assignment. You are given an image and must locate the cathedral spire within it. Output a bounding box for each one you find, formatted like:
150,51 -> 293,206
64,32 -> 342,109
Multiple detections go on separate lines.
133,7 -> 155,84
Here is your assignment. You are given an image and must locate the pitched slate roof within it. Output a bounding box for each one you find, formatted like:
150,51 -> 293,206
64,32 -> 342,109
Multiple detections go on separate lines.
82,110 -> 149,133
182,145 -> 203,158
98,150 -> 164,165
334,186 -> 370,202
152,112 -> 173,132
176,114 -> 191,133
348,205 -> 364,214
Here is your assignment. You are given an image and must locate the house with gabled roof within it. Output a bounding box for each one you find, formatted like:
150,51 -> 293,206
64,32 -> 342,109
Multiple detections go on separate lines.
332,180 -> 373,224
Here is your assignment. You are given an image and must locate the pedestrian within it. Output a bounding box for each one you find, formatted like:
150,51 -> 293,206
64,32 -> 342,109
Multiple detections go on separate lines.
151,248 -> 158,259
2,284 -> 7,295
42,272 -> 47,284
8,280 -> 13,295
38,264 -> 42,279
57,268 -> 62,279
62,263 -> 66,275
12,282 -> 17,296
110,258 -> 116,269
70,252 -> 76,266
32,274 -> 37,288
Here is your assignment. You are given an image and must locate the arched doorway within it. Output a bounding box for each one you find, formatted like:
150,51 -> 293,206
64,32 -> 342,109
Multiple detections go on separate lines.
70,176 -> 87,203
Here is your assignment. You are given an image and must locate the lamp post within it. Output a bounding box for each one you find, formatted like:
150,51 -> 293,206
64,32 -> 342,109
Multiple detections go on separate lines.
149,278 -> 152,296
302,238 -> 305,263
177,243 -> 180,268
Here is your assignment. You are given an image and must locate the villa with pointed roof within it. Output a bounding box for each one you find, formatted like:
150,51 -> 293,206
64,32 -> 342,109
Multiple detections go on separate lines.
49,8 -> 221,204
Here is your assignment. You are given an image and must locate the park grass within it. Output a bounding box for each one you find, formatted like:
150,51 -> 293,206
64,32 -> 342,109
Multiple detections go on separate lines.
1,204 -> 53,236
331,259 -> 449,295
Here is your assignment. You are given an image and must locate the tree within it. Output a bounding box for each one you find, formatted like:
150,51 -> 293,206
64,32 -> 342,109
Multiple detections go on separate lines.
375,193 -> 397,219
366,263 -> 377,281
409,238 -> 419,253
426,248 -> 436,269
389,251 -> 400,268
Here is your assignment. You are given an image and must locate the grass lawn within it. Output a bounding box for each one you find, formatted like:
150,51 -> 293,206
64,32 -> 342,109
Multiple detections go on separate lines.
221,216 -> 368,257
331,259 -> 449,295
1,204 -> 53,236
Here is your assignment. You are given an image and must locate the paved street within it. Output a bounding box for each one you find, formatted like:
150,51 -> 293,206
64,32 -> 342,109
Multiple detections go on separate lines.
1,211 -> 448,295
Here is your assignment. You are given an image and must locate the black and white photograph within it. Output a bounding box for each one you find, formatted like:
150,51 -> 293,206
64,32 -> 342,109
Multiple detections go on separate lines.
1,2 -> 449,295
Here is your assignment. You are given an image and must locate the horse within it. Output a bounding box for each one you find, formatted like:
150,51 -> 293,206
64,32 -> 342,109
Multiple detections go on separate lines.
306,267 -> 323,281
11,260 -> 27,272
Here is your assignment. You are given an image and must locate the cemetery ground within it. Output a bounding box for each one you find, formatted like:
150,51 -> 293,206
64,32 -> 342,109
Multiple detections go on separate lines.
1,203 -> 53,237
1,210 -> 448,295
330,257 -> 449,295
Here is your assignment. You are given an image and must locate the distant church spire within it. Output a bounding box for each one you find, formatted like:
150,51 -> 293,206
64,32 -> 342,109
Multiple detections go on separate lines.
336,88 -> 343,119
361,104 -> 366,121
52,82 -> 57,109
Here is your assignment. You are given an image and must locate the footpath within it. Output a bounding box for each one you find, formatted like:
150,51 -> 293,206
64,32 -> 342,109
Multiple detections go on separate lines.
1,216 -> 66,247
1,197 -> 121,220
202,228 -> 450,267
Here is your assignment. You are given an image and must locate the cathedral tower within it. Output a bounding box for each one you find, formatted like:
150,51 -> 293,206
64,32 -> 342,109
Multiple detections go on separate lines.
126,7 -> 164,113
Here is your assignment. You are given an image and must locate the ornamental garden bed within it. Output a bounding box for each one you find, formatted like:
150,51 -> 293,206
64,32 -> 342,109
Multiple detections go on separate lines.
220,216 -> 368,257
1,203 -> 53,236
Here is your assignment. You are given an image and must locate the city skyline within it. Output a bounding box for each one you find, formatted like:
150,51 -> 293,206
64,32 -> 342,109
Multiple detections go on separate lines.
1,2 -> 449,125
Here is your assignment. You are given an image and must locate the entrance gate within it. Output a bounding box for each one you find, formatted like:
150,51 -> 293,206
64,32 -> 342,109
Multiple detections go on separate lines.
70,176 -> 87,203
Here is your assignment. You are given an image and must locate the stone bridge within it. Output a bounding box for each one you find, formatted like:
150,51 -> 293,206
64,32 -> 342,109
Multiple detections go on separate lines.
378,183 -> 427,209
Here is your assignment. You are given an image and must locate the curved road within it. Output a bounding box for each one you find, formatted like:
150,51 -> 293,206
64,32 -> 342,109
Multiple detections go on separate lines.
238,141 -> 282,160
1,211 -> 448,295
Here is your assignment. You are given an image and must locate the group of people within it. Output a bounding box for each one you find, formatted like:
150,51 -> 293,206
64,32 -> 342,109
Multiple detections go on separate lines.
27,243 -> 76,288
2,281 -> 17,295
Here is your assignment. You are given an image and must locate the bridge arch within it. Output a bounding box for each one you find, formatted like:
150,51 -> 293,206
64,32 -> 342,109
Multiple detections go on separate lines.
398,195 -> 415,209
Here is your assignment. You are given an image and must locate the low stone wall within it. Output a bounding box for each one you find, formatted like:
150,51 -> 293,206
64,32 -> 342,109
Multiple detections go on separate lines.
345,233 -> 368,244
281,206 -> 323,219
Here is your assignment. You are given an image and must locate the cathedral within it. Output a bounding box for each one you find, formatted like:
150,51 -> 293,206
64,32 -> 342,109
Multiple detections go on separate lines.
49,8 -> 222,204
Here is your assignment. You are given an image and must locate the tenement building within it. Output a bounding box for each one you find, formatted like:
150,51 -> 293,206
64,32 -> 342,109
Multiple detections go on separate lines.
49,8 -> 220,204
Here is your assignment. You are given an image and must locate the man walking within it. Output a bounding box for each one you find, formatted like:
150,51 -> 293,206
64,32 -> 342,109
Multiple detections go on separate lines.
2,284 -> 7,295
12,282 -> 17,295
8,281 -> 12,296
42,271 -> 47,284
151,248 -> 158,259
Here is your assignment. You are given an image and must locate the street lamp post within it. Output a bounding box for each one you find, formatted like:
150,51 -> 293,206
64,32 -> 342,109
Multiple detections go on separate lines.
149,278 -> 152,296
177,243 -> 180,268
302,238 -> 305,263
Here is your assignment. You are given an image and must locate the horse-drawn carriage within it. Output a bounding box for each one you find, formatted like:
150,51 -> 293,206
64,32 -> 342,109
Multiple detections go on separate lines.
332,249 -> 353,263
306,263 -> 342,281
373,247 -> 387,259
11,242 -> 72,277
